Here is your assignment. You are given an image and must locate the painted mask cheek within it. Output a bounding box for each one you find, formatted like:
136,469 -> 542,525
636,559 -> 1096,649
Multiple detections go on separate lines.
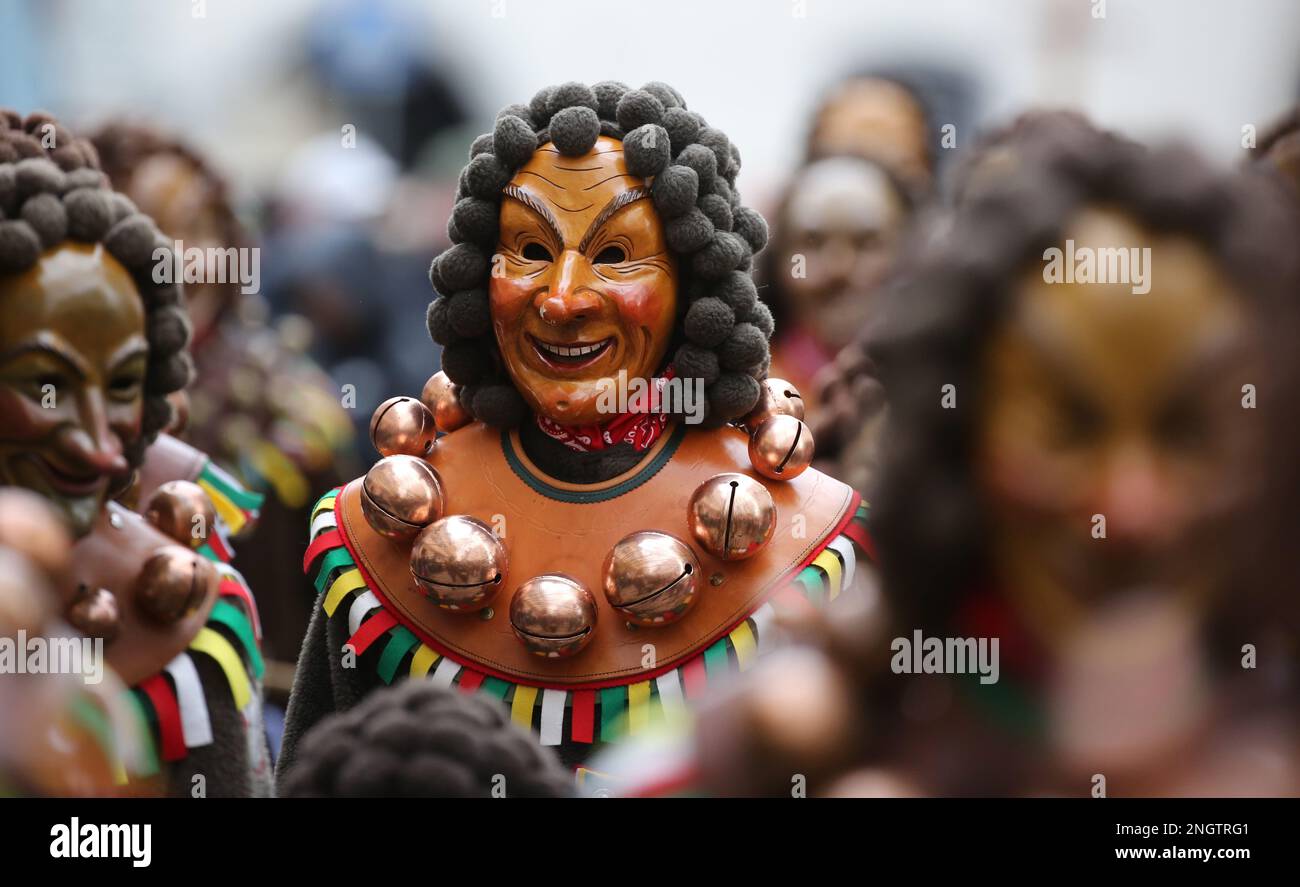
608,276 -> 675,332
489,276 -> 536,327
0,387 -> 59,440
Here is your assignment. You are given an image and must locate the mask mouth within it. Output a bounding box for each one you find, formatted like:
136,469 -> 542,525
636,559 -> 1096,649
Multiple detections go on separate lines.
27,453 -> 106,498
529,334 -> 613,371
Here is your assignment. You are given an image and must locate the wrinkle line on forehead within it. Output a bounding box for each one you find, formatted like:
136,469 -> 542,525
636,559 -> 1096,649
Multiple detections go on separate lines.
516,170 -> 566,189
583,172 -> 636,191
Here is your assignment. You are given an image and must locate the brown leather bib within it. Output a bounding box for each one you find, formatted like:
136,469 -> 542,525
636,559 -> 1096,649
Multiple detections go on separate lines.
64,503 -> 217,686
337,422 -> 855,686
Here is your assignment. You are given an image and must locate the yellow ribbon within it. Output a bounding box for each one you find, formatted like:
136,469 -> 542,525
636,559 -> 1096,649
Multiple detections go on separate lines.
729,621 -> 758,671
511,684 -> 539,729
813,549 -> 844,601
323,568 -> 367,616
189,627 -> 251,709
409,644 -> 439,678
198,478 -> 247,535
627,681 -> 651,735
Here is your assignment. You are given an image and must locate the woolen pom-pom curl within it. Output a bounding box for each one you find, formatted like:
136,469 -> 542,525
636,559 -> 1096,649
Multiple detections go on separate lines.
650,164 -> 698,219
549,106 -> 601,157
623,124 -> 671,178
684,296 -> 735,347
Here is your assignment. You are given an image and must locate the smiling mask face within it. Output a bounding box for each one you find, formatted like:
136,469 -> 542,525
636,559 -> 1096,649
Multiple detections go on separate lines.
0,244 -> 147,536
489,136 -> 678,425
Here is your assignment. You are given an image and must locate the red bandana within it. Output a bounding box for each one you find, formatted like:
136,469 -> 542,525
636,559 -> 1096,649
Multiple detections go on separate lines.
536,367 -> 676,453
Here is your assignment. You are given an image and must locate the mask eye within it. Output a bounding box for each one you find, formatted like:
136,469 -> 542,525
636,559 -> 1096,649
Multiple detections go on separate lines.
523,243 -> 553,262
594,245 -> 626,265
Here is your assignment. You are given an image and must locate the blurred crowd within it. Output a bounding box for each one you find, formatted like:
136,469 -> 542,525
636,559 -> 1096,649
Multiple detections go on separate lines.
2,0 -> 1299,799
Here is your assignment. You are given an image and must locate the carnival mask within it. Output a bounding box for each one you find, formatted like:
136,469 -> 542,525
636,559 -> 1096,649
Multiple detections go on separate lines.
778,156 -> 907,351
810,77 -> 931,185
0,244 -> 147,536
128,152 -> 228,341
490,136 -> 678,426
974,207 -> 1260,643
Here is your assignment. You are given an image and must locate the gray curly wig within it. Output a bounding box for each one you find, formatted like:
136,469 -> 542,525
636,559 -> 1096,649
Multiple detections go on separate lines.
0,110 -> 193,468
426,81 -> 772,428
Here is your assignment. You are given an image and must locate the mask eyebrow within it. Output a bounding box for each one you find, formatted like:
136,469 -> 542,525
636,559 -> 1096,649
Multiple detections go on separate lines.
0,334 -> 91,381
107,337 -> 150,371
578,186 -> 650,253
502,184 -> 564,246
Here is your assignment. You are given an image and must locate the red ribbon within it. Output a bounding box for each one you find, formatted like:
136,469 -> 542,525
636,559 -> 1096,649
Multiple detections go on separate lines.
138,674 -> 187,762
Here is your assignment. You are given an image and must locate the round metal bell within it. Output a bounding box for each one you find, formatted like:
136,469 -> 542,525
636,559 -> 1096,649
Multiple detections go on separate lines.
143,480 -> 216,549
748,414 -> 815,481
66,586 -> 121,643
601,531 -> 702,626
370,396 -> 437,458
360,455 -> 444,540
741,377 -> 805,430
0,487 -> 72,579
509,574 -> 598,658
410,515 -> 508,611
421,371 -> 472,433
135,546 -> 216,625
687,473 -> 776,561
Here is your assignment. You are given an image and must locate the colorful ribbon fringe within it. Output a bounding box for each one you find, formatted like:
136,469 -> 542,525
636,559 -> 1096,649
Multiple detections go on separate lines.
305,488 -> 873,750
121,512 -> 263,779
197,459 -> 264,539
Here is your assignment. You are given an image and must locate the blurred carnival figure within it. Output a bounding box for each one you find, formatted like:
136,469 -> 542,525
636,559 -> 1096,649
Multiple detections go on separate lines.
0,489 -> 151,797
0,112 -> 268,795
605,117 -> 1300,797
859,122 -> 1300,796
92,123 -> 358,673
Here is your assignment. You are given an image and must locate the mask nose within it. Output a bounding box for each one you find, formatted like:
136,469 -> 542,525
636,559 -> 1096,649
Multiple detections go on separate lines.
537,250 -> 602,325
60,389 -> 128,478
1094,443 -> 1178,547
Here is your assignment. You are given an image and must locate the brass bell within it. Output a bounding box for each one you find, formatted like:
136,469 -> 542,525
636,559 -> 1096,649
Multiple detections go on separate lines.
601,531 -> 702,626
360,455 -> 444,540
748,414 -> 815,481
370,396 -> 437,458
421,371 -> 472,433
0,487 -> 72,580
143,480 -> 216,549
135,546 -> 216,625
410,515 -> 507,611
509,574 -> 598,658
687,473 -> 776,561
66,586 -> 121,643
741,377 -> 805,430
